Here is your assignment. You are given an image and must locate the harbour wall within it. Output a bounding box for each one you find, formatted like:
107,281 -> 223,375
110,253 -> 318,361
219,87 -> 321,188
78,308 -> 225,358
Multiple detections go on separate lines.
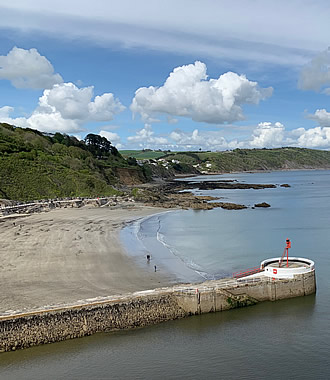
0,196 -> 135,217
0,271 -> 316,352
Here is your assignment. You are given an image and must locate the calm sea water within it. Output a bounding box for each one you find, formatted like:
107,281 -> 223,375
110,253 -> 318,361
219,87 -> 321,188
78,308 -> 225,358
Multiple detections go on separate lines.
1,170 -> 330,379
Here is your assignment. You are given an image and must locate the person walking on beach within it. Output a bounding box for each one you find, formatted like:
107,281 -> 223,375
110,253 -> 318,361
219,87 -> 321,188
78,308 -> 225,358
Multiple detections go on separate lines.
154,265 -> 157,272
147,254 -> 150,263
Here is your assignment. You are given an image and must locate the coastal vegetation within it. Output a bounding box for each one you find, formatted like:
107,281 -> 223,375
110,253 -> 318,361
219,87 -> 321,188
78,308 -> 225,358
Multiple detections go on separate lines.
154,148 -> 330,173
0,123 -> 145,200
120,149 -> 168,160
1,122 -> 330,201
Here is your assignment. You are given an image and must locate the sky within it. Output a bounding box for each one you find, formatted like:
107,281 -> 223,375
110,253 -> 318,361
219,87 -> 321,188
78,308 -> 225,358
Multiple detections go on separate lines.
0,1 -> 330,151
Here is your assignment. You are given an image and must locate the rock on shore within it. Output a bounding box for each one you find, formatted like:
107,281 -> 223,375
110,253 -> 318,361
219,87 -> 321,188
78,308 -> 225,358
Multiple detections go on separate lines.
254,202 -> 271,208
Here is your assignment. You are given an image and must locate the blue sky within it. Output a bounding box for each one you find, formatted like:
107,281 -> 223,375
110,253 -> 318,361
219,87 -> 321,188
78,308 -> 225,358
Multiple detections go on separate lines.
0,0 -> 330,150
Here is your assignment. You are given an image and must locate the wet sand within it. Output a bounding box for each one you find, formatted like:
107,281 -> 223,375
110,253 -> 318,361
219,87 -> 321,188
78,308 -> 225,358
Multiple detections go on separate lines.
0,205 -> 176,314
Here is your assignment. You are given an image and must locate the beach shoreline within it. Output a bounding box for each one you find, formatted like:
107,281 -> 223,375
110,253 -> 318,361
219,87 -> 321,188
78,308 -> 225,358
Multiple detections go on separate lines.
0,204 -> 179,315
121,210 -> 205,284
2,168 -> 327,316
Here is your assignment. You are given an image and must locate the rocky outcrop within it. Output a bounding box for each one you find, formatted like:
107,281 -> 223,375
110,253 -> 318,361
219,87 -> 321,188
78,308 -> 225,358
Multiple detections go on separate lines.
131,179 -> 280,210
133,189 -> 247,210
254,202 -> 271,208
196,182 -> 276,190
0,199 -> 13,207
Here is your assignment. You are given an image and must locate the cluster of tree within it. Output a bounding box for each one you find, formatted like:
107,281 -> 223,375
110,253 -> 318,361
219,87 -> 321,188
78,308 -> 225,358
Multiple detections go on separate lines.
0,124 -> 120,160
0,124 -> 150,201
52,132 -> 120,158
83,133 -> 120,158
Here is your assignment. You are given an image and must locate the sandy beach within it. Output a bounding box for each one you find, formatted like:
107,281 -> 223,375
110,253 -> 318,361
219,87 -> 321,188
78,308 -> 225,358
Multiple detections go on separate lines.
0,205 -> 176,314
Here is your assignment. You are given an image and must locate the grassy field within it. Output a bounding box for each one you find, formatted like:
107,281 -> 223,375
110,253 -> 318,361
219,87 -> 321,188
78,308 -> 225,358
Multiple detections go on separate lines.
120,150 -> 168,159
161,148 -> 330,172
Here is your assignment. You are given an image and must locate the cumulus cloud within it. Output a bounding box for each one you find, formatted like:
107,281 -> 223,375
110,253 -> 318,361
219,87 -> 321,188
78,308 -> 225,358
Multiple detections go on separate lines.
166,124 -> 286,150
298,48 -> 330,92
169,129 -> 230,150
0,47 -> 63,89
38,83 -> 125,122
127,124 -> 168,146
0,106 -> 30,128
99,130 -> 121,144
131,61 -> 272,124
0,83 -> 125,133
39,83 -> 93,120
306,109 -> 330,126
248,122 -> 285,148
0,106 -> 14,118
124,121 -> 330,150
295,126 -> 330,148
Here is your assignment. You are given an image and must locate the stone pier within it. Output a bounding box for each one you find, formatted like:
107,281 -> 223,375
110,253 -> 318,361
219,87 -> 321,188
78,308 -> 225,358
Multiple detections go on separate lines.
0,270 -> 316,352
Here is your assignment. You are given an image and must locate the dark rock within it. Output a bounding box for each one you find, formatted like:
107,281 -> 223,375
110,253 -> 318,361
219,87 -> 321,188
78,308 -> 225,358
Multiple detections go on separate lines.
254,202 -> 271,208
219,203 -> 247,210
280,183 -> 290,187
196,181 -> 276,190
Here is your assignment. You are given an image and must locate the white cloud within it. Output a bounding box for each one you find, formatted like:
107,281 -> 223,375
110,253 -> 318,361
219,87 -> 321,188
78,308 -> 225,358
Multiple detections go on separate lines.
0,47 -> 63,89
298,48 -> 330,92
0,106 -> 30,128
131,61 -> 272,124
124,121 -> 330,150
307,109 -> 330,126
248,122 -> 285,148
38,83 -> 125,123
169,129 -> 229,150
295,126 -> 330,148
99,130 -> 121,144
39,83 -> 93,120
0,83 -> 125,133
89,94 -> 124,121
0,106 -> 14,118
0,1 -> 327,65
24,111 -> 80,133
127,124 -> 168,146
166,125 -> 287,150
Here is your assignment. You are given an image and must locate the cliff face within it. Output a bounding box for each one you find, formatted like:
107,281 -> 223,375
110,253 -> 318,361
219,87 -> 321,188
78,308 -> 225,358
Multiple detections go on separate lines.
114,167 -> 146,185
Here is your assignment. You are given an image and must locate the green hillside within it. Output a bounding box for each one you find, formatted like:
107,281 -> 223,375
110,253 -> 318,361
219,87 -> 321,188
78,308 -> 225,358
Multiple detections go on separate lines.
0,123 -> 145,201
120,149 -> 168,159
2,122 -> 330,201
161,148 -> 330,172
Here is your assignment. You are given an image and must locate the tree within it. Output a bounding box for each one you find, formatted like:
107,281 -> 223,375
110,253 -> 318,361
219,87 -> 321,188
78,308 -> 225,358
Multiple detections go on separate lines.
127,156 -> 138,166
84,133 -> 119,157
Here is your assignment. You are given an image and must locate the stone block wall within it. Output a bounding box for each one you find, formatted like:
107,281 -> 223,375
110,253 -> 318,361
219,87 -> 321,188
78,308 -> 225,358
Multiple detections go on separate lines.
0,295 -> 186,352
0,271 -> 316,353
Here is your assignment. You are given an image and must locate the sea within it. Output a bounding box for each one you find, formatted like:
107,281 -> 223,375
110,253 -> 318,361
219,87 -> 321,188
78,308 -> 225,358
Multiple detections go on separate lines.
1,170 -> 330,379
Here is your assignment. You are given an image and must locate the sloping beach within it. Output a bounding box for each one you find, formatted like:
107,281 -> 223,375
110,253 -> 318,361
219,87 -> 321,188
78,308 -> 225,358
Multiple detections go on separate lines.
0,205 -> 175,314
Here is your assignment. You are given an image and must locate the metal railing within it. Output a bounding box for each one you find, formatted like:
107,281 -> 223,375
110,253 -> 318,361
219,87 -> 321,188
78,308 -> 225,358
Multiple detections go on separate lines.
232,266 -> 264,279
